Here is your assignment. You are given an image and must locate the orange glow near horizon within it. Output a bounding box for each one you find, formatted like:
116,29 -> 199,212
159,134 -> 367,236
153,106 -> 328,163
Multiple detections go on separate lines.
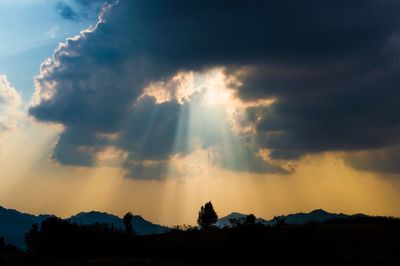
1,131 -> 400,226
1,69 -> 400,227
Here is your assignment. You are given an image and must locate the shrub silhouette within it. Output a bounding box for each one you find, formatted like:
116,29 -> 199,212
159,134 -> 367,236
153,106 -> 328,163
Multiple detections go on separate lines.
24,216 -> 128,256
197,201 -> 218,229
244,214 -> 256,226
0,236 -> 20,258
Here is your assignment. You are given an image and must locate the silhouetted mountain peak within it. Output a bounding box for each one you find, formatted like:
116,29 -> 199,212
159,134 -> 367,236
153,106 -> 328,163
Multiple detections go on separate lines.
310,209 -> 328,215
280,209 -> 350,225
223,212 -> 247,219
68,211 -> 168,235
69,211 -> 123,229
74,211 -> 107,217
216,209 -> 356,227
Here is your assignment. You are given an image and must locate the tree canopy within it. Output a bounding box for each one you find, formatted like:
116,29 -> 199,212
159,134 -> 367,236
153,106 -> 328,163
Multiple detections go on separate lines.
197,201 -> 218,229
123,212 -> 135,235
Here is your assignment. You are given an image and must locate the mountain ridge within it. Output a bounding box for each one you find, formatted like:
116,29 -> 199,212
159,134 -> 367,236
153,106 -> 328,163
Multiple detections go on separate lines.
0,206 -> 167,249
216,209 -> 370,227
0,205 -> 380,249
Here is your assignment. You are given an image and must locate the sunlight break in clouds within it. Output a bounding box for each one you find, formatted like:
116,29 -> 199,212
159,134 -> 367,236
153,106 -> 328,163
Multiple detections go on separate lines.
139,68 -> 285,178
28,0 -> 400,181
29,21 -> 284,180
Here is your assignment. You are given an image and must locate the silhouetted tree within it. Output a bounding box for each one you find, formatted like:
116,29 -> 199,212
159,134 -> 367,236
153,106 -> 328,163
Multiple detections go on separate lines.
245,214 -> 256,226
272,216 -> 286,227
197,201 -> 218,229
123,212 -> 135,235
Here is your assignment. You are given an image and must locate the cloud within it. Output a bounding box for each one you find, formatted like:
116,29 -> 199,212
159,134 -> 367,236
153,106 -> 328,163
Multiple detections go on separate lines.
123,159 -> 170,180
56,0 -> 112,21
31,0 -> 400,176
345,147 -> 400,174
56,2 -> 77,20
0,75 -> 22,135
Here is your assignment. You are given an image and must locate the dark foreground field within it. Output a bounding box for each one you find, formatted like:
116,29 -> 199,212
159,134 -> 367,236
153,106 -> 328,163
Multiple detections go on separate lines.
1,217 -> 400,265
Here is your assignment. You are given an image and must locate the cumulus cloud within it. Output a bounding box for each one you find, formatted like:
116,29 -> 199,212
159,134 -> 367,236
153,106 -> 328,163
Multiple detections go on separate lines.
30,0 -> 400,177
30,6 -> 283,178
0,75 -> 22,135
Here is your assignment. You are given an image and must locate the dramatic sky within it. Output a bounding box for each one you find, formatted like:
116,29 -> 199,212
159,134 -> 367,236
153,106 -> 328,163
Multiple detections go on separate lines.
1,0 -> 400,225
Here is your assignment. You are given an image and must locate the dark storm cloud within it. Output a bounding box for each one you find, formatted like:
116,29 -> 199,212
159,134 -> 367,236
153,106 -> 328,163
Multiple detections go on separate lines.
31,0 -> 400,176
345,147 -> 400,174
51,128 -> 110,166
56,2 -> 77,20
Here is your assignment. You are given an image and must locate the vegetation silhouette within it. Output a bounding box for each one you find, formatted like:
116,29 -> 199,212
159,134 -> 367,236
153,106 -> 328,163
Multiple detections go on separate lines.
23,213 -> 137,257
1,204 -> 400,265
272,215 -> 287,227
197,201 -> 218,229
122,212 -> 135,236
228,214 -> 259,228
0,236 -> 22,264
244,213 -> 256,226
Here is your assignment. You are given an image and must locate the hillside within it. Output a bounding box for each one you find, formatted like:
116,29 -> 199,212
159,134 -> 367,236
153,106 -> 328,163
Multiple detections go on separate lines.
216,209 -> 363,227
0,207 -> 167,249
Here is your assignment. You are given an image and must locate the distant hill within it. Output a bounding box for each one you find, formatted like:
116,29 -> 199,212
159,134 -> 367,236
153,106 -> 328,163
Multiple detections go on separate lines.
0,207 -> 167,249
69,211 -> 167,235
0,206 -> 51,249
69,211 -> 124,228
217,209 -> 367,227
278,209 -> 353,224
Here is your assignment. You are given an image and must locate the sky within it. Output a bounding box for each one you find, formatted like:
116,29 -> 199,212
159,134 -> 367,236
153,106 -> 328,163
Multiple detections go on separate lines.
1,0 -> 400,226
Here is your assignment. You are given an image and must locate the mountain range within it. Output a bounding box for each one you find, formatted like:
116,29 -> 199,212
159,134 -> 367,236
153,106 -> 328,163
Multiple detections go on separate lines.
0,206 -> 167,249
1,205 -> 368,249
215,209 -> 366,227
